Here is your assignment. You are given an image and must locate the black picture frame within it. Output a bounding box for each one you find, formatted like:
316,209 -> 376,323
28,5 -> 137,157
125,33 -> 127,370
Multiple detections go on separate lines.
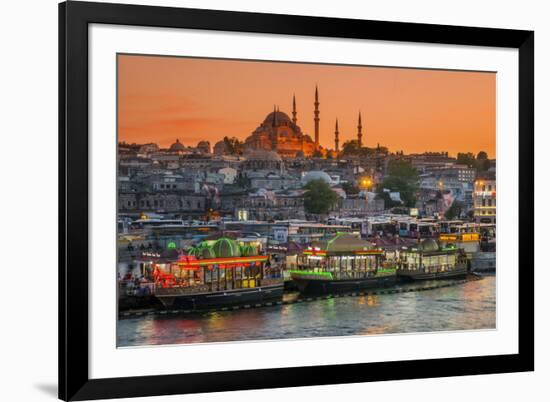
59,1 -> 534,400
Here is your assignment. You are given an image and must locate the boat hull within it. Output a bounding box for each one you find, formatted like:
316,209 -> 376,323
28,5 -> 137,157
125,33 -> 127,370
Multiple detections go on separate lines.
396,266 -> 467,281
291,275 -> 396,295
155,283 -> 284,310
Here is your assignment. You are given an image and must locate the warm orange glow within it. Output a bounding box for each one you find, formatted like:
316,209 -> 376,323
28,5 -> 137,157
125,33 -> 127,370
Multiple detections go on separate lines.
175,255 -> 268,268
440,233 -> 480,242
118,55 -> 496,157
359,177 -> 373,188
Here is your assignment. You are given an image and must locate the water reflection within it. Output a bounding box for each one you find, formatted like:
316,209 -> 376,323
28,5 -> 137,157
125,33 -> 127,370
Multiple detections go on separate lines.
117,276 -> 496,347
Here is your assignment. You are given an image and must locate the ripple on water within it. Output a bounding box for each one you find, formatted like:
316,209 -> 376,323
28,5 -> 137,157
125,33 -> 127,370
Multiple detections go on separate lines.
117,277 -> 496,347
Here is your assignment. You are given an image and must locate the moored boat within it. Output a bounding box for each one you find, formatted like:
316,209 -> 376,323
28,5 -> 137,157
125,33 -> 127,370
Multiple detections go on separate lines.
154,237 -> 283,310
289,233 -> 396,295
396,238 -> 468,281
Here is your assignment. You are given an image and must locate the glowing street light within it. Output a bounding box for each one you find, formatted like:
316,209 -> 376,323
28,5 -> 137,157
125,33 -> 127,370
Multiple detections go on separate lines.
359,177 -> 373,189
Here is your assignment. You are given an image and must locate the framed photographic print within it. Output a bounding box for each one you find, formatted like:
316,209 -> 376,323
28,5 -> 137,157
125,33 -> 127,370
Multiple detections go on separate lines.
59,1 -> 534,400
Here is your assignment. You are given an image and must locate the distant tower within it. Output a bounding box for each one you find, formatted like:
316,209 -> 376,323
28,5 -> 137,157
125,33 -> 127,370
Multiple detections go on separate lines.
357,112 -> 363,147
272,104 -> 278,126
271,105 -> 280,151
292,94 -> 297,125
334,118 -> 340,152
314,85 -> 320,148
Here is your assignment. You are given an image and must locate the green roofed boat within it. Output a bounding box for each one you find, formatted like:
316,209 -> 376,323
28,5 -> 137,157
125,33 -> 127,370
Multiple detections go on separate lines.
290,233 -> 396,295
396,238 -> 468,281
154,237 -> 283,310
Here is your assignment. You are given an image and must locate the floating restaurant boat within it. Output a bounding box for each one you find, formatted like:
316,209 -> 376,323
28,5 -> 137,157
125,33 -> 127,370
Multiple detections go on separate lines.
154,237 -> 283,310
396,238 -> 468,281
289,233 -> 396,295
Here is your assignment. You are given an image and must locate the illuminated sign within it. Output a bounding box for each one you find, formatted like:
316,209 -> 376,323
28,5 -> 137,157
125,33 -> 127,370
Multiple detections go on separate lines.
303,249 -> 383,256
175,255 -> 268,268
440,233 -> 479,242
461,233 -> 480,242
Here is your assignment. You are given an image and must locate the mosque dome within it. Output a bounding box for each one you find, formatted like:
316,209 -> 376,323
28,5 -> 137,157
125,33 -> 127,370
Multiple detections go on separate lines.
302,170 -> 333,185
419,238 -> 439,252
263,110 -> 292,125
169,139 -> 186,151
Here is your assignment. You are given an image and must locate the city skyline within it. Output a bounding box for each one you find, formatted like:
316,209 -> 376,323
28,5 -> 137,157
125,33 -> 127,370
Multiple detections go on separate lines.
118,54 -> 496,158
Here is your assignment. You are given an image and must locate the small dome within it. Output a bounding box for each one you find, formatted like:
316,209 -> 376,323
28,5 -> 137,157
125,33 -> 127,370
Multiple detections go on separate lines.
263,110 -> 292,125
419,238 -> 439,252
302,171 -> 333,185
201,246 -> 216,259
240,244 -> 258,257
212,237 -> 241,258
187,242 -> 215,258
245,149 -> 282,162
169,139 -> 186,151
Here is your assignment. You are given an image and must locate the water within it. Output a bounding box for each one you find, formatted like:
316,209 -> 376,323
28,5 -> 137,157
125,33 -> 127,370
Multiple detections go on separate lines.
117,275 -> 496,347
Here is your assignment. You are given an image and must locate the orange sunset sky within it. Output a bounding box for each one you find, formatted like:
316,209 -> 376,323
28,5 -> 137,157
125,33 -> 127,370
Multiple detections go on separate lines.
118,54 -> 496,158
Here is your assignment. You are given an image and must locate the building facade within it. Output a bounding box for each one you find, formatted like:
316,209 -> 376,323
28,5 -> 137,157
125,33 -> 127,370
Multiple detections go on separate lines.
473,174 -> 496,224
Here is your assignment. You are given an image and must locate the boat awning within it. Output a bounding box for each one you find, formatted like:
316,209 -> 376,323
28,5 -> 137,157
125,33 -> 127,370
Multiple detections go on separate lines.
174,255 -> 268,269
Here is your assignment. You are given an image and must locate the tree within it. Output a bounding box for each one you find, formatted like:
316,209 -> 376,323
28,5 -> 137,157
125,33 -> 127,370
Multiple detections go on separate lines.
342,182 -> 360,196
223,136 -> 244,155
458,150 -> 491,171
476,151 -> 488,160
341,140 -> 381,157
312,149 -> 323,158
445,200 -> 464,220
303,179 -> 338,215
476,150 -> 490,171
342,140 -> 361,155
456,152 -> 476,167
378,159 -> 419,207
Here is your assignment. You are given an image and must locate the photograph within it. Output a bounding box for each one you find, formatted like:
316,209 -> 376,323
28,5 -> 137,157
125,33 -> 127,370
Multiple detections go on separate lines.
116,54 -> 497,347
0,0 -> 542,400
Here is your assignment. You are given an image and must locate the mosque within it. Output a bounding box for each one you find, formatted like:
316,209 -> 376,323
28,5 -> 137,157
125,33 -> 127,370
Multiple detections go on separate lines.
242,87 -> 319,158
210,86 -> 365,158
242,86 -> 365,158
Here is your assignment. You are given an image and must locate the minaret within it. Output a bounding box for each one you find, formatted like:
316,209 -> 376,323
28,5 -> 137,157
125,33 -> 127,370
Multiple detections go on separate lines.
357,111 -> 363,147
334,118 -> 340,152
292,94 -> 297,125
272,104 -> 277,126
314,85 -> 320,148
272,105 -> 280,151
